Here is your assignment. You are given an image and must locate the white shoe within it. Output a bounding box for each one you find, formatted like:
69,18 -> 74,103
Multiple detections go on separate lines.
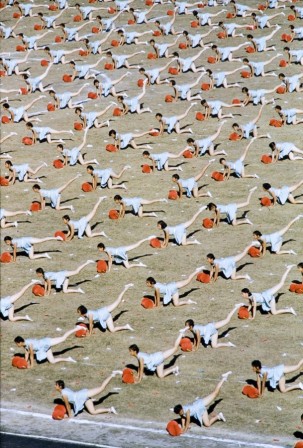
56,236 -> 63,241
43,162 -> 48,167
14,221 -> 18,227
222,371 -> 232,380
126,324 -> 134,331
245,275 -> 252,281
125,283 -> 134,288
87,260 -> 95,264
235,303 -> 245,308
246,219 -> 253,225
67,357 -> 77,363
110,406 -> 118,415
188,299 -> 197,304
112,370 -> 123,376
26,210 -> 32,216
289,250 -> 297,255
179,327 -> 188,334
218,412 -> 226,422
70,205 -> 75,213
25,315 -> 33,321
249,186 -> 257,192
207,191 -> 212,197
288,307 -> 297,316
298,382 -> 303,391
45,253 -> 51,259
286,264 -> 296,269
76,324 -> 87,331
174,366 -> 180,376
78,288 -> 85,294
228,342 -> 236,347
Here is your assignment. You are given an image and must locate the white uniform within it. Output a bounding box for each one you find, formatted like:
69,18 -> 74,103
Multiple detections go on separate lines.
138,351 -> 164,371
155,281 -> 178,305
87,307 -> 110,329
61,387 -> 89,415
259,364 -> 285,389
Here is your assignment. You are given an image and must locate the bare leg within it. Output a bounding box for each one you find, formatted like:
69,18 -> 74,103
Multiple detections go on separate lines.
278,360 -> 303,392
266,265 -> 294,296
156,334 -> 183,377
287,179 -> 303,204
106,284 -> 133,313
27,163 -> 46,176
84,197 -> 106,222
200,378 -> 227,425
277,215 -> 302,237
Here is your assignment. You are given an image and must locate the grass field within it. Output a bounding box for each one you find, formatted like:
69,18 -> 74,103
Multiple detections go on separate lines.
1,1 -> 303,446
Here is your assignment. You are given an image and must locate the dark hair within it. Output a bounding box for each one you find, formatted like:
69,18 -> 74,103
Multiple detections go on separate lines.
57,144 -> 63,150
155,113 -> 162,118
297,262 -> 303,269
241,288 -> 251,296
170,79 -> 176,86
172,174 -> 179,180
5,160 -> 12,167
211,44 -> 217,50
2,103 -> 9,109
247,34 -> 253,39
207,203 -> 216,210
157,220 -> 167,229
219,158 -> 226,164
274,105 -> 281,111
185,319 -> 194,327
75,107 -> 82,113
283,47 -> 290,51
14,336 -> 24,343
129,344 -> 139,353
269,142 -> 276,150
114,195 -> 122,201
187,138 -> 194,144
232,123 -> 239,128
262,183 -> 271,190
183,30 -> 188,36
4,236 -> 12,242
242,87 -> 248,93
251,360 -> 262,369
173,404 -> 183,414
26,122 -> 33,128
146,277 -> 156,285
106,51 -> 112,56
278,73 -> 285,79
109,130 -> 116,137
201,99 -> 207,106
97,242 -> 105,250
206,253 -> 215,260
243,58 -> 249,63
62,215 -> 70,221
253,231 -> 262,237
142,150 -> 150,156
36,267 -> 44,274
32,184 -> 41,190
56,380 -> 65,389
87,165 -> 94,171
77,305 -> 87,315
